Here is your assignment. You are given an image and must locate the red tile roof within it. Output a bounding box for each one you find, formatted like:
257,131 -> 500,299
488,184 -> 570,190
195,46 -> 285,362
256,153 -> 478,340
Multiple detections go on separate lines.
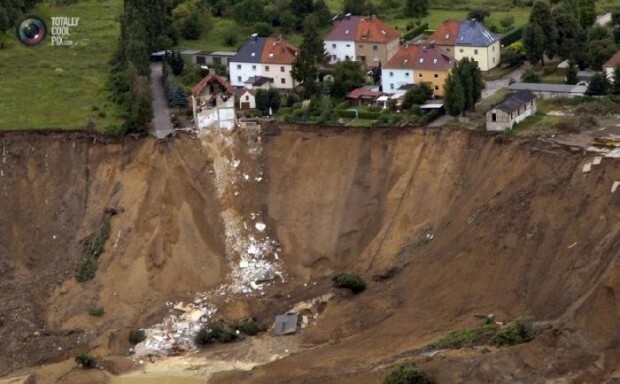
356,16 -> 400,43
427,20 -> 459,46
411,44 -> 454,72
347,87 -> 382,100
603,51 -> 620,68
384,45 -> 420,69
192,74 -> 234,96
261,37 -> 298,65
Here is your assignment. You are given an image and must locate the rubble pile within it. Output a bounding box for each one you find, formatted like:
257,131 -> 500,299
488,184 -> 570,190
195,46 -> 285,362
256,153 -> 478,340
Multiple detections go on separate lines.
135,128 -> 283,357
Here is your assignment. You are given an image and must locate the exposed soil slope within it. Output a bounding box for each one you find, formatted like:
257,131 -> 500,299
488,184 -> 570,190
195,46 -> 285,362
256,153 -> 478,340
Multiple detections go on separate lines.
0,127 -> 617,383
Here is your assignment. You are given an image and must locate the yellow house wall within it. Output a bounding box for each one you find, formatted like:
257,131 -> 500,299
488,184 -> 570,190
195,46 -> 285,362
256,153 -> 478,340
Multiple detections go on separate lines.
454,41 -> 500,71
414,69 -> 451,97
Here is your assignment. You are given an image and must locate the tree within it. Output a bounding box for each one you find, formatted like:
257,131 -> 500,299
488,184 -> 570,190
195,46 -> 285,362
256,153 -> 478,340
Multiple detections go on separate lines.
455,58 -> 483,112
343,0 -> 366,15
254,22 -> 274,37
529,0 -> 558,61
384,362 -> 435,384
576,0 -> 596,29
167,50 -> 185,76
587,26 -> 617,70
521,68 -> 541,83
522,23 -> 545,65
170,87 -> 189,109
314,0 -> 332,27
467,8 -> 490,23
444,74 -> 465,117
402,84 -> 433,109
232,0 -> 265,24
613,65 -> 620,95
330,59 -> 366,98
255,89 -> 281,115
172,0 -> 210,40
292,15 -> 327,97
565,59 -> 578,84
586,73 -> 610,95
404,0 -> 429,18
500,15 -> 515,31
552,4 -> 581,59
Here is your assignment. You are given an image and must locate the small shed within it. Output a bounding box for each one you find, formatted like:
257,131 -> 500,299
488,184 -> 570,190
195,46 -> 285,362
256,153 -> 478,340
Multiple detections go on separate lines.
273,313 -> 299,336
486,90 -> 536,131
420,100 -> 445,115
347,86 -> 382,106
235,88 -> 257,110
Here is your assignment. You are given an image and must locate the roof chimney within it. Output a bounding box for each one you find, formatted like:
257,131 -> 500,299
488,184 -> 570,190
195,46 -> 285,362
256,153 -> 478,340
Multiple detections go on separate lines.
251,33 -> 258,42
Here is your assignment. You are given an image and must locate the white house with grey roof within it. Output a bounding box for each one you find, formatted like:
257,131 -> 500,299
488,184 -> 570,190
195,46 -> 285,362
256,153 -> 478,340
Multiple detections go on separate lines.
486,90 -> 536,131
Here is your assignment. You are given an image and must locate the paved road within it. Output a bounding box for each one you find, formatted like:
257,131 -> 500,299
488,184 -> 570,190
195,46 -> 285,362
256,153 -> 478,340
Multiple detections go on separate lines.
481,65 -> 527,100
596,13 -> 611,27
149,63 -> 174,139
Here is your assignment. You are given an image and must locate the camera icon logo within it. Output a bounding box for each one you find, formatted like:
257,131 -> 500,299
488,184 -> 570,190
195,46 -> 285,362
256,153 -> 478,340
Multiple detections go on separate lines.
15,15 -> 47,47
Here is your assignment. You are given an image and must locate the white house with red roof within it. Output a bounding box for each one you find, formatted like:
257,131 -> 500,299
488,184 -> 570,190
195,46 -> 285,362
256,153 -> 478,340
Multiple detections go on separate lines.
603,51 -> 620,83
324,15 -> 400,67
229,35 -> 298,90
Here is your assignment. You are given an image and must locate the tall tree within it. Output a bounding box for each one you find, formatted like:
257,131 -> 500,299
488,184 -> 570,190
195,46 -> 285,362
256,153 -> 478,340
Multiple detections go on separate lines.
529,0 -> 558,60
467,8 -> 491,23
576,0 -> 596,29
330,59 -> 366,98
612,65 -> 620,95
292,15 -> 326,97
404,0 -> 429,18
401,83 -> 433,109
343,0 -> 366,15
587,26 -> 617,70
586,73 -> 610,95
552,3 -> 581,59
565,59 -> 578,84
444,74 -> 465,117
522,23 -> 545,65
232,0 -> 265,24
314,0 -> 332,27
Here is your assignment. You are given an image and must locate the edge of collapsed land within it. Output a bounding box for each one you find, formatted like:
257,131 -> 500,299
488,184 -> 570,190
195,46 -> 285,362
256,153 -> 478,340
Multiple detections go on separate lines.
0,123 -> 592,158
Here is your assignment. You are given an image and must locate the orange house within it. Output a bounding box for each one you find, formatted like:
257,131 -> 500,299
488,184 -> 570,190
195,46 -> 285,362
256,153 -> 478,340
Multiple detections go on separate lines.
411,44 -> 454,97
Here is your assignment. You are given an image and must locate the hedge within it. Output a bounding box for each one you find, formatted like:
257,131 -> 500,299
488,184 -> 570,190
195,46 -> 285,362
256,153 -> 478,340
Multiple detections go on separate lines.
500,26 -> 524,46
403,23 -> 430,41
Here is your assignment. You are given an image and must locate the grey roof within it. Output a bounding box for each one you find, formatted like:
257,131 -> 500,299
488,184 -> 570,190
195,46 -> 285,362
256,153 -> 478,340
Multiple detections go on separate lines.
180,50 -> 201,55
577,71 -> 597,80
244,76 -> 272,86
231,36 -> 266,63
274,314 -> 299,336
456,20 -> 499,47
210,51 -> 237,56
325,15 -> 361,41
509,82 -> 588,94
493,90 -> 536,113
421,100 -> 445,109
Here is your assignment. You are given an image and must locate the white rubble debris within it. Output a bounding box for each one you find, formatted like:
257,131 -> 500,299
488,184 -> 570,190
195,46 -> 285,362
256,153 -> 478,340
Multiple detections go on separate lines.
612,181 -> 620,193
582,163 -> 592,173
136,128 -> 284,358
592,156 -> 602,166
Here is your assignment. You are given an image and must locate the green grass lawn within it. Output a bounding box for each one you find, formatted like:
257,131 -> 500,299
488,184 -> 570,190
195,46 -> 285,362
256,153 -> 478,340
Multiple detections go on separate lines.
0,0 -> 122,130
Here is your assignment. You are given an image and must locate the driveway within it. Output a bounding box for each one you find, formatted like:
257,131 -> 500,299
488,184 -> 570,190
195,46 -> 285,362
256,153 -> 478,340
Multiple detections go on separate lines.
149,63 -> 174,139
481,65 -> 526,100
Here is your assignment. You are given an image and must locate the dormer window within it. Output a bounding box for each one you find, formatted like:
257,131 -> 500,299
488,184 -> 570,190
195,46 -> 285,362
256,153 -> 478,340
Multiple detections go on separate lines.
445,33 -> 449,39
419,58 -> 424,63
251,52 -> 255,57
381,30 -> 386,34
345,29 -> 350,34
433,58 -> 437,64
269,53 -> 274,58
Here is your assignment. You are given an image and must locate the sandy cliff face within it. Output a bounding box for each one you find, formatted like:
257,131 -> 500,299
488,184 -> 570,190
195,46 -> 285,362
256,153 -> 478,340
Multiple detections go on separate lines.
0,128 -> 617,383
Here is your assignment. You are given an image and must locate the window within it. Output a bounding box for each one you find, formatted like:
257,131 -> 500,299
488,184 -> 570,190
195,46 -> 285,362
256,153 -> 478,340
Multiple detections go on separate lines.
405,72 -> 409,77
434,73 -> 439,78
332,43 -> 336,48
389,71 -> 394,77
418,73 -> 423,78
252,65 -> 257,70
281,78 -> 286,84
237,76 -> 242,82
434,85 -> 439,91
280,66 -> 285,72
459,48 -> 463,53
237,64 -> 241,70
213,57 -> 222,65
491,113 -> 497,122
446,48 -> 450,52
359,44 -> 363,49
346,44 -> 351,48
265,66 -> 270,72
492,46 -> 495,51
245,95 -> 250,101
390,84 -> 394,90
474,49 -> 479,55
373,45 -> 378,51
196,56 -> 206,65
332,55 -> 337,60
493,57 -> 495,64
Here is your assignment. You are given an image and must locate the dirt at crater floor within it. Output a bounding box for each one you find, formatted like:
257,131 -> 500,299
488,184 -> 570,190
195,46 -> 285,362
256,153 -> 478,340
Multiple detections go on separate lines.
0,126 -> 618,383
